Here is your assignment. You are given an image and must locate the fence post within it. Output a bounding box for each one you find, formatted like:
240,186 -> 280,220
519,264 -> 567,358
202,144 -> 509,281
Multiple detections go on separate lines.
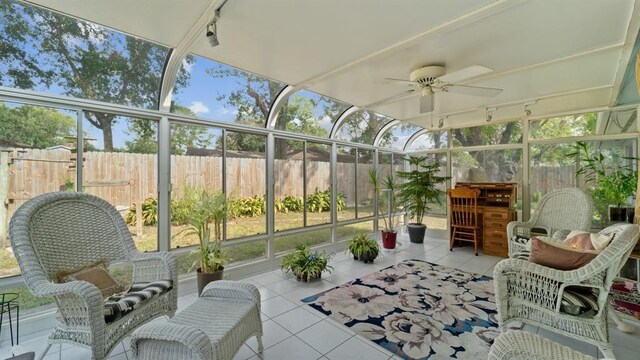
0,151 -> 8,248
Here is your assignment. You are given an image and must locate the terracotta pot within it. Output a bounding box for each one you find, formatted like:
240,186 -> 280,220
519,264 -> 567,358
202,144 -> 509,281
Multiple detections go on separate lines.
407,223 -> 426,243
381,230 -> 397,249
197,266 -> 224,295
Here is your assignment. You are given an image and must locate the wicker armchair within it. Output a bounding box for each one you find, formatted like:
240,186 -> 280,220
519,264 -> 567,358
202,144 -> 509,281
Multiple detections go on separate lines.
9,192 -> 178,360
507,188 -> 593,258
494,223 -> 640,358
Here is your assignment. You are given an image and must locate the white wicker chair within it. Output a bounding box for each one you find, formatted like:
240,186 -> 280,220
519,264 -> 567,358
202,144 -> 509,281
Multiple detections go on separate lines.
9,192 -> 178,360
507,188 -> 594,258
488,330 -> 597,360
494,223 -> 640,359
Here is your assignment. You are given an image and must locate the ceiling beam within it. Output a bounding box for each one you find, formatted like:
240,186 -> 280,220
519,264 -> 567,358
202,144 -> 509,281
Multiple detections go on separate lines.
159,0 -> 223,111
293,0 -> 524,89
608,0 -> 640,106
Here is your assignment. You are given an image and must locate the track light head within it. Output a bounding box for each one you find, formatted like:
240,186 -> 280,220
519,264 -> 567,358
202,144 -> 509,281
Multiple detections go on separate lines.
486,109 -> 493,122
524,108 -> 531,117
206,20 -> 219,47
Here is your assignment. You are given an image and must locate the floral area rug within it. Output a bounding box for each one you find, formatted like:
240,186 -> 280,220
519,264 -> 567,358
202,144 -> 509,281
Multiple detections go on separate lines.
302,259 -> 500,359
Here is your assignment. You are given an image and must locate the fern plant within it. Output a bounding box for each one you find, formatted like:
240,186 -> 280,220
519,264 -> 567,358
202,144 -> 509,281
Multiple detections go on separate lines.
347,232 -> 379,262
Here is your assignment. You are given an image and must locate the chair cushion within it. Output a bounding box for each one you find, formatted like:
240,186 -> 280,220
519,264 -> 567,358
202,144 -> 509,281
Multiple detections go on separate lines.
528,236 -> 598,270
562,230 -> 613,252
104,280 -> 173,324
560,287 -> 599,317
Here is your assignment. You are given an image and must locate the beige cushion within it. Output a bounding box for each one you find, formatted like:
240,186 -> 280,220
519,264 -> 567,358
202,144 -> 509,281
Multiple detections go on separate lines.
54,259 -> 132,299
563,230 -> 613,252
529,236 -> 598,271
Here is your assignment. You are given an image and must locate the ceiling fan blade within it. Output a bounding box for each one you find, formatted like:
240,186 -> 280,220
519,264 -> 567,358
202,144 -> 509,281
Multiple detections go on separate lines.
384,78 -> 419,86
366,89 -> 416,107
438,65 -> 493,83
420,92 -> 434,113
443,83 -> 502,97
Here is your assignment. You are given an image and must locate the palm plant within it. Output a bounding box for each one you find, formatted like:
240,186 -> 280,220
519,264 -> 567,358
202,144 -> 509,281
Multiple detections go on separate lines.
369,169 -> 398,231
396,156 -> 448,225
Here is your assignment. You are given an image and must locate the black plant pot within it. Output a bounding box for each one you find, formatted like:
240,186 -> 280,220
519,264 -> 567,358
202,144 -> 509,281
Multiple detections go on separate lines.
609,206 -> 633,223
408,223 -> 426,243
359,251 -> 378,264
197,266 -> 224,296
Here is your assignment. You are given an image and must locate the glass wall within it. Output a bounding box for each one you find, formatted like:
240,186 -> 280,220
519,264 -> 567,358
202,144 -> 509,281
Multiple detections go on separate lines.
336,110 -> 393,145
407,130 -> 448,151
275,90 -> 350,136
83,111 -> 158,252
306,142 -> 332,226
0,102 -> 78,278
336,146 -> 356,221
0,0 -> 169,110
357,149 -> 375,218
274,138 -> 304,231
378,123 -> 423,149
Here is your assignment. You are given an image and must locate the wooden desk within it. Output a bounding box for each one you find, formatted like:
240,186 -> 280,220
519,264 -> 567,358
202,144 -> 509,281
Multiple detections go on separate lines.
453,182 -> 518,258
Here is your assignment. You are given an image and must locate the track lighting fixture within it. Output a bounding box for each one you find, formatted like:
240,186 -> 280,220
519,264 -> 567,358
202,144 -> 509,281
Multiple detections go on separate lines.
206,11 -> 220,47
523,100 -> 536,117
485,108 -> 493,122
438,116 -> 446,128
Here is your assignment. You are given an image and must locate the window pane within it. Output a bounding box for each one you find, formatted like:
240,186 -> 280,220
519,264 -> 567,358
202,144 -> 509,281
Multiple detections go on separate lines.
0,1 -> 169,109
337,146 -> 356,221
274,228 -> 332,255
274,138 -> 304,231
378,152 -> 393,179
336,110 -> 393,144
169,124 -> 222,250
451,122 -> 523,147
276,90 -> 350,136
83,112 -> 157,252
378,123 -> 423,149
171,54 -> 285,127
407,130 -> 448,151
529,108 -> 637,139
336,221 -> 374,241
175,240 -> 266,275
425,153 -> 448,215
530,139 -> 637,228
357,149 -> 375,218
226,132 -> 267,238
306,142 -> 332,226
1,102 -> 78,278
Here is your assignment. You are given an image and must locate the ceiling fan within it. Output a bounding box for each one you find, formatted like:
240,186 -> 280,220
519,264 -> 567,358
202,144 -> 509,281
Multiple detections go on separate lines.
384,65 -> 503,113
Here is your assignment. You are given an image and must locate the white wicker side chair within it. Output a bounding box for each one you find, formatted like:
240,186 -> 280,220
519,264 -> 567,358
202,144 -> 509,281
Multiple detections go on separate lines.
9,192 -> 178,360
494,223 -> 640,359
507,188 -> 593,258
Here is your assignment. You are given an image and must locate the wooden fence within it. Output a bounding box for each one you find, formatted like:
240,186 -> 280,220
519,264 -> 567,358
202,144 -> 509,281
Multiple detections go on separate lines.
0,147 -> 581,246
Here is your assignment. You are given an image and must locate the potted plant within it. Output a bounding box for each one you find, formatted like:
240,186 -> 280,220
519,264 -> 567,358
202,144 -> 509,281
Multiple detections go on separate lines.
347,232 -> 380,263
281,244 -> 332,282
369,170 -> 398,249
396,156 -> 448,243
183,189 -> 229,295
570,141 -> 638,224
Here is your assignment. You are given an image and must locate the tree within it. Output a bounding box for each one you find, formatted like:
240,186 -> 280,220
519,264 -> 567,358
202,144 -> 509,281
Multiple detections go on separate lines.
0,104 -> 76,148
124,102 -> 215,155
0,1 -> 192,151
337,110 -> 396,147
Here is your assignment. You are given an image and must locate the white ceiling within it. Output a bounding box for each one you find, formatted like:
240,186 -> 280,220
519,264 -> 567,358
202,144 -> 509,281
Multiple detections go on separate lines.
25,0 -> 640,130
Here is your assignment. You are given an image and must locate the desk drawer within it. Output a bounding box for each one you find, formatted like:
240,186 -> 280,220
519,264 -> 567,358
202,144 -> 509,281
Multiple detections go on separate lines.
484,228 -> 507,242
484,210 -> 509,220
484,219 -> 509,230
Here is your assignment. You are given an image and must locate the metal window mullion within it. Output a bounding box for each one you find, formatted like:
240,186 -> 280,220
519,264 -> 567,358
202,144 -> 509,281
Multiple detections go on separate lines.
266,133 -> 275,259
522,118 -> 530,222
158,116 -> 171,252
373,149 -> 379,232
76,110 -> 83,192
222,129 -> 227,241
354,148 -> 359,219
330,142 -> 337,244
303,141 -> 308,227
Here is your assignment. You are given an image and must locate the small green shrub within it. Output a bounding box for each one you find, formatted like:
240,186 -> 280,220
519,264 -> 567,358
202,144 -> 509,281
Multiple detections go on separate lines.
229,195 -> 266,218
281,244 -> 332,282
347,232 -> 379,262
125,197 -> 158,226
282,195 -> 304,212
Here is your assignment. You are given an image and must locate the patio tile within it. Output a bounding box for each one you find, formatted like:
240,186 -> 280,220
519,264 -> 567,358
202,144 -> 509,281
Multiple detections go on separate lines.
272,306 -> 323,333
297,319 -> 353,354
246,319 -> 292,352
260,295 -> 299,318
259,336 -> 322,360
325,336 -> 390,360
233,344 -> 257,360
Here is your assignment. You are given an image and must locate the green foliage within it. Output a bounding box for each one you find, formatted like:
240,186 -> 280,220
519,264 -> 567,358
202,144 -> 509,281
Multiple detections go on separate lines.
61,176 -> 75,191
228,195 -> 266,218
569,141 -> 638,224
274,190 -> 345,214
280,244 -> 332,282
281,195 -> 304,212
306,188 -> 331,213
396,156 -> 449,224
125,197 -> 158,226
347,233 -> 379,260
0,104 -> 76,148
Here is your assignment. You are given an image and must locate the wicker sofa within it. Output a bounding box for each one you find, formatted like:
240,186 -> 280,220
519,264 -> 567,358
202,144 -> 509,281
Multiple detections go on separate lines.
494,223 -> 640,358
507,188 -> 593,258
9,192 -> 178,360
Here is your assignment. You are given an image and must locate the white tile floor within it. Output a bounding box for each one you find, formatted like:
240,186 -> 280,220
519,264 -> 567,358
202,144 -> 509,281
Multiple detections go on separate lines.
2,234 -> 640,359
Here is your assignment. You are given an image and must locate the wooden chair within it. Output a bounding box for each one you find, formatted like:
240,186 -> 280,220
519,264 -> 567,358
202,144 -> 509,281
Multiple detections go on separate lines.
448,187 -> 481,256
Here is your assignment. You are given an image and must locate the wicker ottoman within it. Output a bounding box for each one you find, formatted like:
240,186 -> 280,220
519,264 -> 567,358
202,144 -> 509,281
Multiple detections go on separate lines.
488,330 -> 597,360
131,281 -> 263,360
